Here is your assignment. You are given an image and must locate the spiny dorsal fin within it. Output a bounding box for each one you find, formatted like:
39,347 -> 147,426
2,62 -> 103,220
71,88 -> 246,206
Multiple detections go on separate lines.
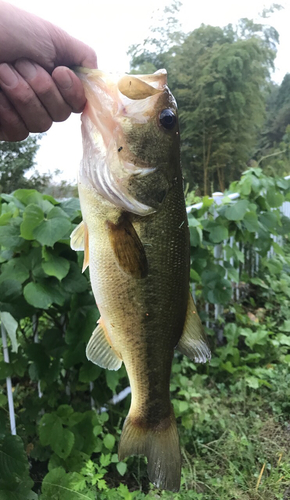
70,221 -> 89,272
86,319 -> 122,371
106,215 -> 148,279
176,293 -> 211,363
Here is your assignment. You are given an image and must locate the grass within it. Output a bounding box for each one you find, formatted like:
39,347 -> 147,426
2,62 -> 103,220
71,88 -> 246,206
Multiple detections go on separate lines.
129,364 -> 290,500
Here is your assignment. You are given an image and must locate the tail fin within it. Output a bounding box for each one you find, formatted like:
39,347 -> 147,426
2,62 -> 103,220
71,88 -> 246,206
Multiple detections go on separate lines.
118,407 -> 181,492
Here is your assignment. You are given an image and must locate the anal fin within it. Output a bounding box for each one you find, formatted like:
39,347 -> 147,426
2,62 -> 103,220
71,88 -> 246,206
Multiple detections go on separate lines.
176,293 -> 211,363
86,319 -> 122,371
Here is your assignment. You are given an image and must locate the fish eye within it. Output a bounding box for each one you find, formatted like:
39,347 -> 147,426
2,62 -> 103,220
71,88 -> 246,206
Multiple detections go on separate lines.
159,109 -> 176,130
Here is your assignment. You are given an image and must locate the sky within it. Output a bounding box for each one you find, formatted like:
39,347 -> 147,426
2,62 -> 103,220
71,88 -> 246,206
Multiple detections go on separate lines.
6,0 -> 290,185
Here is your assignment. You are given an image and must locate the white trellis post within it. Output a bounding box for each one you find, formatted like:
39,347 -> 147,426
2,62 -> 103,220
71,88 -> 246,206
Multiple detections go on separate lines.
1,323 -> 16,435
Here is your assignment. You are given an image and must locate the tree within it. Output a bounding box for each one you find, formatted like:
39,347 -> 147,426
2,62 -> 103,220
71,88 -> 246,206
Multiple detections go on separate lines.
260,73 -> 290,150
129,12 -> 278,194
0,135 -> 50,193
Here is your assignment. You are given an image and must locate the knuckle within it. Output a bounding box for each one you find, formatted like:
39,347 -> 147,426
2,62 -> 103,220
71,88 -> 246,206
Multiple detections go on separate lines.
30,118 -> 52,133
54,107 -> 71,122
1,124 -> 29,142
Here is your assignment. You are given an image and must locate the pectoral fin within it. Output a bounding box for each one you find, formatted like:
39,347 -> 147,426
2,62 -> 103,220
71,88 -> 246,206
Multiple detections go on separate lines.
86,319 -> 122,371
70,221 -> 85,250
176,293 -> 211,363
70,221 -> 89,272
107,215 -> 148,279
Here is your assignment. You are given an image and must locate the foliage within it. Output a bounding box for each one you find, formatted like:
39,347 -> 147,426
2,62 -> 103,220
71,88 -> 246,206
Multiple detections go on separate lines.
0,136 -> 52,194
0,169 -> 290,498
261,73 -> 290,150
129,7 -> 279,194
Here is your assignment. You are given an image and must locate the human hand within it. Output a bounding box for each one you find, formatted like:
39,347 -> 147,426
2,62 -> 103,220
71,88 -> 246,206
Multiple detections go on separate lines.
0,1 -> 97,141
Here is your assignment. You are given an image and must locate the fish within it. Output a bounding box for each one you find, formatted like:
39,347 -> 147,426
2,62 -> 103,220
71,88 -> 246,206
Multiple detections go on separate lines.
70,68 -> 211,492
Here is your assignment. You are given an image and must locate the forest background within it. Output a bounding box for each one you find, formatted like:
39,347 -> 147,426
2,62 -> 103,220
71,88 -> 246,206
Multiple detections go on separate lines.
1,2 -> 290,500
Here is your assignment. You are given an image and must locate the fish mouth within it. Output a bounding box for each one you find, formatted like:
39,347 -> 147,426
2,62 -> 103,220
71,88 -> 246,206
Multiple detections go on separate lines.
76,68 -> 168,216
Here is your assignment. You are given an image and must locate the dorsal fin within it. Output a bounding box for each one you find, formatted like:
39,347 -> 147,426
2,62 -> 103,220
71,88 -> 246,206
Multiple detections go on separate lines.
176,293 -> 211,363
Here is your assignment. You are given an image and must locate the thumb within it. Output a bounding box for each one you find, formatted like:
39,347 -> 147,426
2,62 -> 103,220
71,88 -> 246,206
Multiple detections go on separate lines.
51,26 -> 98,70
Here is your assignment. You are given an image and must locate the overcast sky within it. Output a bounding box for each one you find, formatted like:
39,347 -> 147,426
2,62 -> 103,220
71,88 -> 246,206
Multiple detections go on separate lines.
7,0 -> 290,184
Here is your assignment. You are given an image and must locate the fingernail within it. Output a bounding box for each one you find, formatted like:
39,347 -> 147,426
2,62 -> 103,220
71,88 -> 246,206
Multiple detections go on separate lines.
15,60 -> 37,80
55,70 -> 73,90
0,64 -> 18,88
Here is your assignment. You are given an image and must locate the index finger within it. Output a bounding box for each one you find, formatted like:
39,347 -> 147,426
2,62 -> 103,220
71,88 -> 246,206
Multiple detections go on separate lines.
52,67 -> 87,113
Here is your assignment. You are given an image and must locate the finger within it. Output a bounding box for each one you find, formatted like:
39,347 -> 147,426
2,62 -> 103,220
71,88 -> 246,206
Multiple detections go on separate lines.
14,59 -> 71,122
0,91 -> 29,141
0,63 -> 52,133
52,66 -> 87,113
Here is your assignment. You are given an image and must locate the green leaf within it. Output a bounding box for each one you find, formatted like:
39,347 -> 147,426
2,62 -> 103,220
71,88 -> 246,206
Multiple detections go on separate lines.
105,370 -> 120,393
266,190 -> 284,208
103,433 -> 115,450
79,360 -> 101,383
208,225 -> 228,243
243,212 -> 260,232
41,467 -> 95,500
189,226 -> 202,246
0,435 -> 33,496
39,413 -> 63,446
0,224 -> 24,250
207,279 -> 232,305
42,253 -> 70,281
23,282 -> 54,309
224,200 -> 249,221
116,461 -> 127,476
277,334 -> 290,346
20,204 -> 44,240
59,199 -> 81,220
280,320 -> 290,332
61,263 -> 88,293
53,428 -> 75,460
0,259 -> 30,285
24,280 -> 65,309
239,175 -> 252,195
188,216 -> 200,228
0,213 -> 12,226
0,394 -> 7,406
0,280 -> 22,303
250,277 -> 269,289
0,312 -> 18,353
245,376 -> 259,389
39,412 -> 74,458
33,217 -> 71,247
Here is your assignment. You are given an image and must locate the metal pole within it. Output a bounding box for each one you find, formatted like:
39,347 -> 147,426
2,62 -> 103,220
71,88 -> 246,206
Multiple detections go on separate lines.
1,323 -> 16,435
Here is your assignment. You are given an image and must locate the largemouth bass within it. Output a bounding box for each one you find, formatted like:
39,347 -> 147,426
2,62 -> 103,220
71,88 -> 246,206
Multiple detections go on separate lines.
71,68 -> 211,492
